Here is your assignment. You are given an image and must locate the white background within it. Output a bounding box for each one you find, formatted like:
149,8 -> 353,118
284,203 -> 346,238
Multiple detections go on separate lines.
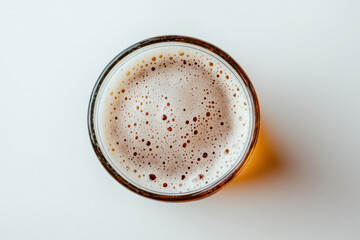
1,0 -> 359,239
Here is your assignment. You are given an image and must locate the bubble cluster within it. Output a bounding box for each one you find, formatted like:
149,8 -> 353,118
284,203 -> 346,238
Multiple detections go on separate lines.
98,46 -> 251,193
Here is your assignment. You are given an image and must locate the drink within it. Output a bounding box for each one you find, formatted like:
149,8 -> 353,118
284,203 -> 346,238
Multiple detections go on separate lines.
89,36 -> 260,201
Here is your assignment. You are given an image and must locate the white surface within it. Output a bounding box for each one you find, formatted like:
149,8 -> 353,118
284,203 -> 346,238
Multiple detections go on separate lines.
1,0 -> 359,239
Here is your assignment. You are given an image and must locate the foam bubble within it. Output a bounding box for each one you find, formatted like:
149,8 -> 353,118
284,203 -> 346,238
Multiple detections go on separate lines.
98,45 -> 251,193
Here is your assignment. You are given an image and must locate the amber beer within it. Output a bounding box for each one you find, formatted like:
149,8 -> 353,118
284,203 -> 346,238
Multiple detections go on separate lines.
88,36 -> 260,201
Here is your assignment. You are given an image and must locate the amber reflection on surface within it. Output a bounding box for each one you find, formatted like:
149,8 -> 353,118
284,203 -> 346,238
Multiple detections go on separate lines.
232,126 -> 282,184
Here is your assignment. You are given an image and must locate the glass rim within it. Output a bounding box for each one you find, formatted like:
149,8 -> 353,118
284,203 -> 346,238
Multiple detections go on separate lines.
88,35 -> 260,202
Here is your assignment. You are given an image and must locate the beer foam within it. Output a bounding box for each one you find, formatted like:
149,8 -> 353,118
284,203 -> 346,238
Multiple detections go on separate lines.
97,45 -> 252,194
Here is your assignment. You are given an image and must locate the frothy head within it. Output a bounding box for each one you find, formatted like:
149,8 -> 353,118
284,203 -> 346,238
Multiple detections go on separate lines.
93,42 -> 256,195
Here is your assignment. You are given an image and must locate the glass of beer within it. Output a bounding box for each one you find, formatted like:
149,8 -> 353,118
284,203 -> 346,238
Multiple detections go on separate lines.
88,36 -> 260,201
